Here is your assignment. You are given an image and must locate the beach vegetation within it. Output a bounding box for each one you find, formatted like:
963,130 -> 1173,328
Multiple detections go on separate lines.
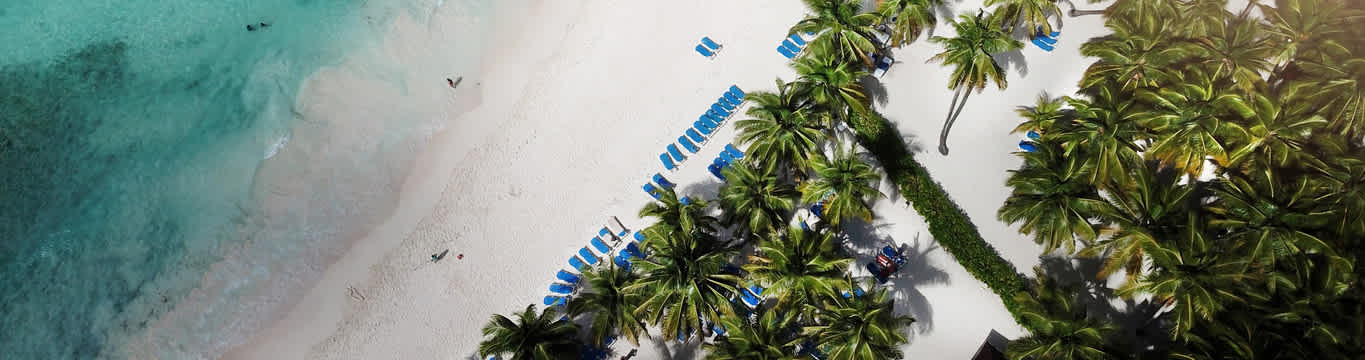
927,9 -> 1023,155
566,264 -> 648,346
734,79 -> 828,180
798,146 -> 883,228
875,0 -> 940,48
1006,267 -> 1117,360
802,284 -> 915,360
743,224 -> 853,313
718,161 -> 797,242
626,225 -> 743,342
477,304 -> 582,360
791,0 -> 887,68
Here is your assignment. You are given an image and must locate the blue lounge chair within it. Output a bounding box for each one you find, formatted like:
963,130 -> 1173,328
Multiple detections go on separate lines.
1019,140 -> 1039,152
1036,35 -> 1057,45
624,242 -> 643,258
694,119 -> 715,135
695,44 -> 714,58
550,283 -> 575,294
778,46 -> 796,59
1036,26 -> 1060,38
714,156 -> 730,170
842,287 -> 865,298
591,237 -> 611,254
599,227 -> 616,241
660,153 -> 676,171
544,295 -> 567,306
556,270 -> 581,284
718,150 -> 735,166
679,136 -> 701,153
708,163 -> 726,181
1031,37 -> 1054,52
741,285 -> 765,308
811,201 -> 825,217
654,173 -> 676,189
782,39 -> 801,52
1027,130 -> 1040,139
613,254 -> 630,268
710,103 -> 730,117
702,37 -> 722,51
680,196 -> 691,205
579,247 -> 599,265
643,183 -> 662,200
705,110 -> 726,125
686,128 -> 707,144
789,33 -> 807,46
729,85 -> 745,99
725,143 -> 744,159
668,144 -> 686,162
569,256 -> 588,271
633,231 -> 646,243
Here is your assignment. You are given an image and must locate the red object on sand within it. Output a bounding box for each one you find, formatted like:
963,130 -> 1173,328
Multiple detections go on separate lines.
457,254 -> 464,259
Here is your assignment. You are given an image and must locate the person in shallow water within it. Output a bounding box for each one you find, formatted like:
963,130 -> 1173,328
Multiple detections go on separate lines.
246,22 -> 272,31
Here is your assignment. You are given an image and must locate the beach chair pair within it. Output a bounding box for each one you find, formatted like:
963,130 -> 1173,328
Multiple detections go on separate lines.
643,173 -> 676,200
777,33 -> 807,59
543,295 -> 569,306
660,143 -> 688,170
695,37 -> 723,58
1032,27 -> 1061,52
872,54 -> 894,78
549,282 -> 576,295
740,284 -> 766,308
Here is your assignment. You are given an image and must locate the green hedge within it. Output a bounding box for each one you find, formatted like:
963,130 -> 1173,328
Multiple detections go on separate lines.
850,114 -> 1031,327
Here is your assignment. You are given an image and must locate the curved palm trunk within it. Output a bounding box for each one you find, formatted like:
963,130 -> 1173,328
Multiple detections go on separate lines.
938,88 -> 972,155
1064,1 -> 1106,17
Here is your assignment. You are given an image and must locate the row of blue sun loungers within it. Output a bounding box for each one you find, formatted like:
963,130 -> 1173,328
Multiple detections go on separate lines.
659,85 -> 748,172
1032,27 -> 1061,52
695,37 -> 723,58
707,143 -> 747,180
777,33 -> 809,59
545,230 -> 652,307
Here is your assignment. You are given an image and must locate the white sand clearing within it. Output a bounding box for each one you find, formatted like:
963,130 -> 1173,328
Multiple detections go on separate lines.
227,0 -> 1121,359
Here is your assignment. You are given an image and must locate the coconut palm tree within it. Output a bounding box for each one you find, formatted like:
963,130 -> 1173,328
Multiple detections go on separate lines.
876,0 -> 940,47
1007,268 -> 1118,360
803,284 -> 914,360
1207,170 -> 1340,277
627,229 -> 742,342
927,9 -> 1023,154
744,224 -> 854,311
1079,161 -> 1193,286
1223,92 -> 1327,170
1056,92 -> 1146,187
735,79 -> 828,179
1259,0 -> 1354,69
1011,93 -> 1068,135
791,43 -> 872,129
566,264 -> 647,346
638,185 -> 720,237
1079,15 -> 1195,92
1308,137 -> 1365,237
799,146 -> 883,227
703,304 -> 803,360
718,160 -> 797,241
478,304 -> 582,360
1298,56 -> 1365,137
985,0 -> 1064,35
1119,226 -> 1250,338
1131,70 -> 1254,177
791,0 -> 886,68
1174,0 -> 1230,38
998,142 -> 1103,254
1194,13 -> 1274,94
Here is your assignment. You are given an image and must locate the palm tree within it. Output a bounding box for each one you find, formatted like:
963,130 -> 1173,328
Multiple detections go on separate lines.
478,304 -> 582,360
627,229 -> 742,342
1078,15 -> 1195,92
1011,93 -> 1068,135
791,0 -> 886,68
1131,70 -> 1254,177
985,0 -> 1064,35
1007,268 -> 1117,360
566,264 -> 647,346
1308,137 -> 1365,237
803,284 -> 914,360
791,44 -> 872,129
638,186 -> 720,237
876,0 -> 940,47
998,142 -> 1102,254
1119,224 -> 1250,338
744,224 -> 854,311
1259,0 -> 1354,69
703,305 -> 803,360
1078,161 -> 1193,286
718,160 -> 797,241
735,79 -> 828,179
1207,170 -> 1340,277
1174,0 -> 1230,38
1056,92 -> 1145,187
1194,13 -> 1274,94
1223,92 -> 1327,170
1298,56 -> 1365,137
927,9 -> 1023,154
799,146 -> 883,227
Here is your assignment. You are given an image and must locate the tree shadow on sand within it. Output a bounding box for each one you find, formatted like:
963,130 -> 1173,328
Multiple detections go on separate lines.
841,220 -> 949,339
1036,256 -> 1175,354
650,336 -> 701,360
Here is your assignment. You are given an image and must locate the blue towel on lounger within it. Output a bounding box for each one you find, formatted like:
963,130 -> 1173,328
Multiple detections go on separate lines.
556,270 -> 580,284
1031,37 -> 1054,52
550,283 -> 575,294
579,247 -> 599,265
643,183 -> 661,200
693,120 -> 714,136
1019,141 -> 1038,152
695,44 -> 714,58
591,237 -> 611,253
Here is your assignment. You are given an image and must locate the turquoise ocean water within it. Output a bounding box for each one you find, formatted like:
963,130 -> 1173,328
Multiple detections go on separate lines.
0,0 -> 495,358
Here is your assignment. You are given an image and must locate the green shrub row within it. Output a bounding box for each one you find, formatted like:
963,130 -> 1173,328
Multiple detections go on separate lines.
850,114 -> 1031,327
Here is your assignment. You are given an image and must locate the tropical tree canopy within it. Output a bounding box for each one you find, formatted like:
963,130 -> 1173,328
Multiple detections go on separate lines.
478,304 -> 581,360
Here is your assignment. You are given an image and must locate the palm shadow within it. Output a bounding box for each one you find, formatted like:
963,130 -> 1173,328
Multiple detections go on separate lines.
862,75 -> 890,108
994,49 -> 1030,78
1036,256 -> 1174,354
650,336 -> 701,360
876,114 -> 925,154
840,221 -> 946,338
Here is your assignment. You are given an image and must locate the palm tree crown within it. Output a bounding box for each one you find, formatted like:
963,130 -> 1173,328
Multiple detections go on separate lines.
478,304 -> 581,360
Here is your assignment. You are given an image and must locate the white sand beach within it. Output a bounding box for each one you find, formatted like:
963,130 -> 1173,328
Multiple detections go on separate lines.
226,0 -> 1117,359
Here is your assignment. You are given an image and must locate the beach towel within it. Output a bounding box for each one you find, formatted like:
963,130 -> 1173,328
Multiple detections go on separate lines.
694,119 -> 715,135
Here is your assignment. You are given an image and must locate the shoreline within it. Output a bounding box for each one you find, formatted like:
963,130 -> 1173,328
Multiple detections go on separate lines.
221,1 -> 530,358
